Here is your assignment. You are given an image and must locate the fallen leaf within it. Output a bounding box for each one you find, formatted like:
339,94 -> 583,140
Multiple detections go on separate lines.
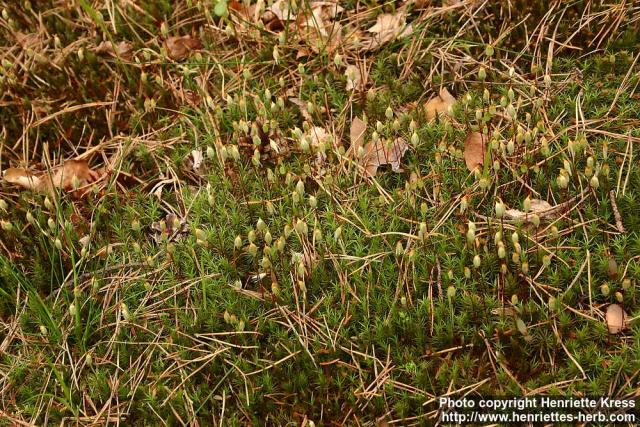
364,12 -> 412,50
305,126 -> 332,148
295,46 -> 313,59
504,199 -> 554,221
304,126 -> 333,174
288,97 -> 313,121
95,243 -> 118,259
2,168 -> 43,190
296,1 -> 344,54
164,35 -> 201,61
48,160 -> 101,191
304,1 -> 344,22
184,150 -> 206,176
183,90 -> 202,107
229,0 -> 256,21
348,117 -> 367,157
2,160 -> 101,194
368,13 -> 404,38
247,273 -> 268,284
463,131 -> 486,172
360,137 -> 409,177
95,40 -> 134,60
605,303 -> 628,334
345,63 -> 367,91
264,0 -> 297,22
78,235 -> 91,248
425,88 -> 456,120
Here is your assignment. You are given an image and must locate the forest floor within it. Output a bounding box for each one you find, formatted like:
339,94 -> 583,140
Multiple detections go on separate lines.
1,0 -> 640,425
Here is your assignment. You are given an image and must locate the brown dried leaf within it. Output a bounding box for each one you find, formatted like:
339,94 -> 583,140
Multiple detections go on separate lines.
605,303 -> 628,334
229,0 -> 256,21
348,117 -> 367,157
360,137 -> 409,177
264,0 -> 297,22
504,199 -> 555,221
463,131 -> 486,172
183,150 -> 206,176
296,2 -> 344,54
345,64 -> 367,91
48,160 -> 101,191
306,126 -> 331,148
2,168 -> 43,190
425,88 -> 456,120
3,160 -> 101,194
305,126 -> 333,175
95,40 -> 134,60
164,35 -> 201,61
363,12 -> 412,50
368,13 -> 403,38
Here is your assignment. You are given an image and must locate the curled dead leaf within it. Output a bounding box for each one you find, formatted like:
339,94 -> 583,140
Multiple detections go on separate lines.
184,150 -> 206,176
605,303 -> 628,334
48,160 -> 101,191
2,160 -> 101,194
345,63 -> 367,91
95,243 -> 119,259
78,235 -> 91,248
359,137 -> 409,177
304,126 -> 333,175
463,131 -> 486,172
364,12 -> 412,50
504,199 -> 554,221
2,168 -> 43,190
164,35 -> 201,61
95,40 -> 134,60
425,88 -> 456,120
264,0 -> 297,22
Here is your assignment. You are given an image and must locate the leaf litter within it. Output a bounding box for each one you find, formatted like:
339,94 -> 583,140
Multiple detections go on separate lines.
463,131 -> 486,172
425,88 -> 456,121
364,12 -> 413,50
348,117 -> 367,158
359,138 -> 409,177
3,159 -> 103,195
164,35 -> 201,61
